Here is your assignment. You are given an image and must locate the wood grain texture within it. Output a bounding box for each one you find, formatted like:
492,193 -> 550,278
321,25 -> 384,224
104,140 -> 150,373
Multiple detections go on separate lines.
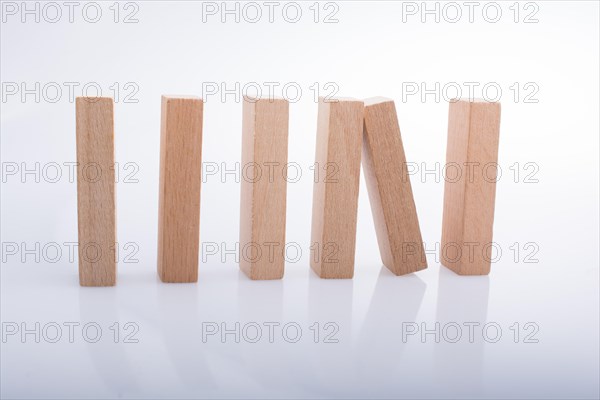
310,97 -> 364,279
157,96 -> 203,283
76,97 -> 116,286
239,96 -> 289,280
362,97 -> 427,275
441,99 -> 501,275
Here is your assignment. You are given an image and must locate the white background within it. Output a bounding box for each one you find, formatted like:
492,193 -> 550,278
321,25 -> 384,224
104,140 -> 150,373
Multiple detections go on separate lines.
1,1 -> 599,399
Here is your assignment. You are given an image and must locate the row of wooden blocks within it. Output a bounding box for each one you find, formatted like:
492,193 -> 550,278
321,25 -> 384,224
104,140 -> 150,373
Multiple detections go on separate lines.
76,95 -> 501,286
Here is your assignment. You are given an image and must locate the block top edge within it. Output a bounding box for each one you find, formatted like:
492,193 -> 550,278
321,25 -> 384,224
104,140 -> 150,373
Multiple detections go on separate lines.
243,95 -> 288,103
318,96 -> 362,103
363,96 -> 393,106
452,98 -> 501,105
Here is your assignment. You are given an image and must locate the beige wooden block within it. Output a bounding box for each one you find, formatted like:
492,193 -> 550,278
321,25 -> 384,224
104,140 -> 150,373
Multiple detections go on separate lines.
310,97 -> 364,279
157,95 -> 203,283
362,97 -> 427,275
441,99 -> 501,275
76,97 -> 116,286
239,96 -> 289,280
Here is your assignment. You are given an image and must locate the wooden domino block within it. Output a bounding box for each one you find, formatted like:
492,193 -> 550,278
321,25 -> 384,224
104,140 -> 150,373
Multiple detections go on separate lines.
441,99 -> 501,275
76,97 -> 116,286
157,95 -> 203,283
310,97 -> 364,279
239,96 -> 289,280
362,97 -> 427,275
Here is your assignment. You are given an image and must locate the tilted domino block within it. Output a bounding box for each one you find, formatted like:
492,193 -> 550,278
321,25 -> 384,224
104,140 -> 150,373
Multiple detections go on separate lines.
362,97 -> 427,275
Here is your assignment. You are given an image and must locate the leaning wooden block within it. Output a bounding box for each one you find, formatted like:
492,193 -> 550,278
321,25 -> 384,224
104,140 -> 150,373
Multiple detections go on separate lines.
239,96 -> 289,280
310,97 -> 364,279
362,97 -> 427,275
441,99 -> 501,275
76,97 -> 116,286
157,96 -> 203,283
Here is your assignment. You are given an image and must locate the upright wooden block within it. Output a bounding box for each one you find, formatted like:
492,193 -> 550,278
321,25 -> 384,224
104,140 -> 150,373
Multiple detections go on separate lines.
157,96 -> 203,283
441,99 -> 501,275
362,97 -> 427,275
239,96 -> 289,280
310,97 -> 364,279
76,97 -> 116,286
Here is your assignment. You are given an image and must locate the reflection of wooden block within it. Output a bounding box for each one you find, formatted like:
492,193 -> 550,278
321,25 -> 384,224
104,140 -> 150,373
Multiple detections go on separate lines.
76,97 -> 116,286
362,97 -> 427,275
310,97 -> 364,279
441,99 -> 501,275
157,96 -> 203,283
239,96 -> 289,280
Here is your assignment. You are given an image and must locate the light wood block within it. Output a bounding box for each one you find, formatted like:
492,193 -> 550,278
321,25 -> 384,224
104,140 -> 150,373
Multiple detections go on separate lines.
239,96 -> 289,280
310,97 -> 364,279
76,97 -> 116,286
441,99 -> 501,275
362,97 -> 427,275
157,96 -> 203,283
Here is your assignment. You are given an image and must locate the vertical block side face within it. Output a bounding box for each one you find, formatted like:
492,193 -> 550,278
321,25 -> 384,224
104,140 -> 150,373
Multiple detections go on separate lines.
310,101 -> 331,277
311,99 -> 363,279
76,97 -> 116,286
240,99 -> 289,280
362,100 -> 427,275
157,96 -> 203,283
157,98 -> 168,279
239,100 -> 256,278
441,101 -> 471,273
461,102 -> 501,275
